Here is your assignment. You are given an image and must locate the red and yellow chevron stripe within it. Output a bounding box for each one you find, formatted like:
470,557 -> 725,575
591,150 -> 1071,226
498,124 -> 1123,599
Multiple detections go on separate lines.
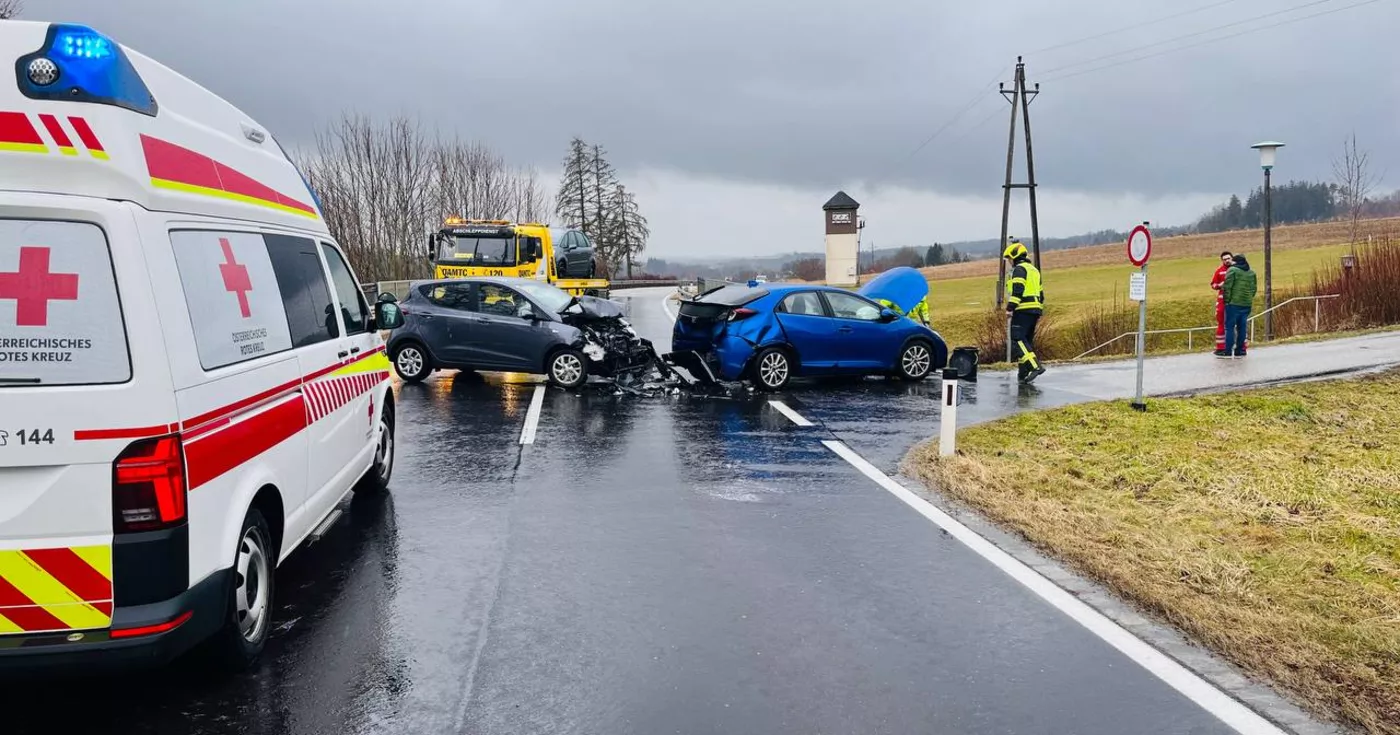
0,545 -> 113,635
0,111 -> 47,155
0,112 -> 110,159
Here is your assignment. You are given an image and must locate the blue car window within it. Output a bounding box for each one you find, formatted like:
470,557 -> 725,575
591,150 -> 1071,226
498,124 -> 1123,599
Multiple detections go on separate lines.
781,292 -> 826,316
824,292 -> 882,321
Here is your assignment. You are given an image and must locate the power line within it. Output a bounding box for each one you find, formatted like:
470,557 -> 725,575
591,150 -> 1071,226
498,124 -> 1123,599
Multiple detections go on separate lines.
892,66 -> 1008,169
1027,0 -> 1247,57
1041,0 -> 1386,83
1038,0 -> 1340,76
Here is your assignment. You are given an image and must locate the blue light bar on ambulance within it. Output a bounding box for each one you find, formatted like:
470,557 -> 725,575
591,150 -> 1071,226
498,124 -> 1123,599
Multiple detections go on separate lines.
55,30 -> 114,60
16,23 -> 157,116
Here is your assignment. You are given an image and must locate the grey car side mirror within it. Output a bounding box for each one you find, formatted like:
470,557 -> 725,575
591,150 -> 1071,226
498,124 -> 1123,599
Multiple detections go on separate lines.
375,301 -> 404,330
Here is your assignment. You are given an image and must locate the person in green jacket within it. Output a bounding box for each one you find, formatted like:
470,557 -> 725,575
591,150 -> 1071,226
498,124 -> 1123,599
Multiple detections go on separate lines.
1221,253 -> 1258,358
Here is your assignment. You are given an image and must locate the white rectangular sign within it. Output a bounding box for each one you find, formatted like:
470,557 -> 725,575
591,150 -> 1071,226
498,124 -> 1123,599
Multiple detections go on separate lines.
1129,272 -> 1147,302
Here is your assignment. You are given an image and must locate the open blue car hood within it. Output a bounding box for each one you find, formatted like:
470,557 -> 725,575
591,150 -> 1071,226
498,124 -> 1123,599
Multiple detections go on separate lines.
858,267 -> 929,314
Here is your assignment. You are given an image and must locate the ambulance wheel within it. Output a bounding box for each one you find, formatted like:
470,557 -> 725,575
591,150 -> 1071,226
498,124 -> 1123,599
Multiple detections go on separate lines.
212,508 -> 275,671
751,347 -> 792,391
547,348 -> 589,389
897,340 -> 934,381
393,343 -> 432,382
356,399 -> 394,494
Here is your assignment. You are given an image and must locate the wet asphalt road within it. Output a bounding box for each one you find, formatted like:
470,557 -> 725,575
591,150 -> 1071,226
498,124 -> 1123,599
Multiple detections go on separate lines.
12,286 -> 1393,735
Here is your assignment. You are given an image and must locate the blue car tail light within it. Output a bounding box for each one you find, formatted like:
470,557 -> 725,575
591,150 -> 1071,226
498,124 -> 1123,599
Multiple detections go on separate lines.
15,24 -> 158,116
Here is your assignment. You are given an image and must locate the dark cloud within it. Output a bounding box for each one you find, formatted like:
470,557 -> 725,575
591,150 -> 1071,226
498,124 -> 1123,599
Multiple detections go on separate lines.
35,0 -> 1400,199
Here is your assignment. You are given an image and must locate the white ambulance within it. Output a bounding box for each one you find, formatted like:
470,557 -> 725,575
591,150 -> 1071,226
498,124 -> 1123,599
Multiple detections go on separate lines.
0,21 -> 404,671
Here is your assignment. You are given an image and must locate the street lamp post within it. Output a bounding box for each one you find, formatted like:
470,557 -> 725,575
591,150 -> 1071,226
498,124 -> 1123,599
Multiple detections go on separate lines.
1252,141 -> 1284,341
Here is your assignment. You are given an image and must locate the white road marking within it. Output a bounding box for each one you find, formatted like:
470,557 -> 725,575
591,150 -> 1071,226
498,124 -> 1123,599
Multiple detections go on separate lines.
820,439 -> 1287,735
661,293 -> 677,322
519,386 -> 545,445
768,400 -> 814,427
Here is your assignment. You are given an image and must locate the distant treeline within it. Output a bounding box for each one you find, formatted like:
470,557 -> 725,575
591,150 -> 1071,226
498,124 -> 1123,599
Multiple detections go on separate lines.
1195,181 -> 1400,234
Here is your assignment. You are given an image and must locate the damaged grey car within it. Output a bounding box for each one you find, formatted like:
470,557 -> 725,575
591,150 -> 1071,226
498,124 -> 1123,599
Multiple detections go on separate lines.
386,277 -> 659,389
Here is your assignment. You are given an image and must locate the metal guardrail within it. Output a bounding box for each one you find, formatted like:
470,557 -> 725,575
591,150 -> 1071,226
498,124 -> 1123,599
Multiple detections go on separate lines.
1069,294 -> 1341,361
610,279 -> 684,290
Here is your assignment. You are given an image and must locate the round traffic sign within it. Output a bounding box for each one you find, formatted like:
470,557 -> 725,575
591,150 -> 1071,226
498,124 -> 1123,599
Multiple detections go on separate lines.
1127,225 -> 1152,266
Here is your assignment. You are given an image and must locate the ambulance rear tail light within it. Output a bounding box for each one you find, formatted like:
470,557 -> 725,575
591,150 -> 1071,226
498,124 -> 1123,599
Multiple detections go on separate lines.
112,435 -> 187,533
16,23 -> 158,116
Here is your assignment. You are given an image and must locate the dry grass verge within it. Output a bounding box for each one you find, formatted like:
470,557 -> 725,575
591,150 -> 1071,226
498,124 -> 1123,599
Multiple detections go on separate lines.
908,374 -> 1400,733
922,217 -> 1400,281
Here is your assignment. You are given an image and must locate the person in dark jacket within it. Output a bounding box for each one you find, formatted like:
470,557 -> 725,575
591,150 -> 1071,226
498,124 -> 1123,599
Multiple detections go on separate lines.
1221,254 -> 1258,358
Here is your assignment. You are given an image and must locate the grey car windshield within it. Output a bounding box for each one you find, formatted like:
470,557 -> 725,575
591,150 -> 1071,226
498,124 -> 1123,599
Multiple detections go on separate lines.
437,235 -> 515,265
514,281 -> 575,313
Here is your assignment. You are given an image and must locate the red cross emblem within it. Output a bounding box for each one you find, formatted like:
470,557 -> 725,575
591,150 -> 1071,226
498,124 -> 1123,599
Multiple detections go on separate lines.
218,238 -> 253,318
0,247 -> 80,327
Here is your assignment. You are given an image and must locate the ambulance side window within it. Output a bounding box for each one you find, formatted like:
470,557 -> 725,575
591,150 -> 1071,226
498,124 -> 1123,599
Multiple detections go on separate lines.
171,230 -> 296,371
264,234 -> 339,347
319,243 -> 368,335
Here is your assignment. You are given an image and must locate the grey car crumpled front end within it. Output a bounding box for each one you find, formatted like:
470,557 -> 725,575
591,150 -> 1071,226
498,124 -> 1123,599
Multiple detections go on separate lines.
562,296 -> 658,378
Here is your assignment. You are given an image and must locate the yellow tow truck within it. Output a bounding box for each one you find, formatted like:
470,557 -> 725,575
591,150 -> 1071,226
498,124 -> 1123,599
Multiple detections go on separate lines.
427,218 -> 610,297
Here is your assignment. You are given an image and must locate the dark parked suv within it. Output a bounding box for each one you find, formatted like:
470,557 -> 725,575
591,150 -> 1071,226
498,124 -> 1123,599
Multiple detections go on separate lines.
386,277 -> 654,388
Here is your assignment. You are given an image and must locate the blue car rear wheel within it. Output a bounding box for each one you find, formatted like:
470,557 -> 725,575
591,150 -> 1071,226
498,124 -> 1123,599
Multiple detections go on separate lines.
751,347 -> 792,391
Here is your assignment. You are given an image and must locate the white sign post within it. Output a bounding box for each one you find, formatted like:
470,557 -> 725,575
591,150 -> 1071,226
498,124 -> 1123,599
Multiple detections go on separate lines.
1127,224 -> 1152,412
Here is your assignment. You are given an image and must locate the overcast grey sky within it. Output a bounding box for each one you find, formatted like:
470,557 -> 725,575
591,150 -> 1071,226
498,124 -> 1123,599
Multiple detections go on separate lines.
34,0 -> 1400,257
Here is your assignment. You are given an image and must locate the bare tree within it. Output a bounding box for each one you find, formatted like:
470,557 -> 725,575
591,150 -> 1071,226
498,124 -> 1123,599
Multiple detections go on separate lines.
300,115 -> 556,283
0,0 -> 23,20
1332,133 -> 1382,244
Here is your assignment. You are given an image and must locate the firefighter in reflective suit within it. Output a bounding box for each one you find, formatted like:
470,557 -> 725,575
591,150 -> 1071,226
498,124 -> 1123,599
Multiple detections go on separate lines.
1004,240 -> 1046,384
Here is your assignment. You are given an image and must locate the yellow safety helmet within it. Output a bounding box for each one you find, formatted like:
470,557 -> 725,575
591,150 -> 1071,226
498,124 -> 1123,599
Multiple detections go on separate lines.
1002,240 -> 1028,260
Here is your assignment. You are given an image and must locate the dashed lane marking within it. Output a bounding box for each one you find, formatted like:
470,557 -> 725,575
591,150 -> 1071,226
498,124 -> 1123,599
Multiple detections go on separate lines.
820,439 -> 1288,735
519,386 -> 545,445
768,400 -> 814,427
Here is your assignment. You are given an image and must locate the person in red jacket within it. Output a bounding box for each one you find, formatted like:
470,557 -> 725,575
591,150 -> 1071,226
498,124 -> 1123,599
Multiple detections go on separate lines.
1211,251 -> 1233,356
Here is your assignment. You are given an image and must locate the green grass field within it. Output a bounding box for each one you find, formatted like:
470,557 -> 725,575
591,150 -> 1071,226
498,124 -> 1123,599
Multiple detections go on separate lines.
928,244 -> 1354,355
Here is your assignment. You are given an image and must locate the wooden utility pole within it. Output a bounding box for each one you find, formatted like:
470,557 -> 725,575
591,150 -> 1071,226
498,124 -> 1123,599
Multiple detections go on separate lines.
995,57 -> 1043,308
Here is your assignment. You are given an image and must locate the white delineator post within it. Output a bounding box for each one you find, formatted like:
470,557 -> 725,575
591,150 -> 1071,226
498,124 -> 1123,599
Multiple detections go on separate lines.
940,367 -> 960,457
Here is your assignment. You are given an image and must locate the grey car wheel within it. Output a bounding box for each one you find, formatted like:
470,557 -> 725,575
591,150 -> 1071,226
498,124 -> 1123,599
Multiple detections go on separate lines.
394,344 -> 430,382
898,342 -> 933,381
548,349 -> 588,389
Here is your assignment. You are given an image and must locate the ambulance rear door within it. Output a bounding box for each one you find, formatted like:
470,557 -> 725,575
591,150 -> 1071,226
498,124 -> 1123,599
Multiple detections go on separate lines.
0,195 -> 178,638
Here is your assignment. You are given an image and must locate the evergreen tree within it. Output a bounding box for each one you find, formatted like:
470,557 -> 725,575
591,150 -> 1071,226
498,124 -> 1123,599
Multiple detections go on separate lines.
1225,195 -> 1244,229
554,138 -> 590,231
606,183 -> 650,278
589,144 -> 620,263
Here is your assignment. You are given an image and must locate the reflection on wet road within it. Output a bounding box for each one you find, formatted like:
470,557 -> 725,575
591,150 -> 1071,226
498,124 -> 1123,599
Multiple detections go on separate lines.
7,287 -> 1370,734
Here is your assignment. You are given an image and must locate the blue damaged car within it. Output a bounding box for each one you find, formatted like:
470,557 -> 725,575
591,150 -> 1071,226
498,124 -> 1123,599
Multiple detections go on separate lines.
668,276 -> 948,390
